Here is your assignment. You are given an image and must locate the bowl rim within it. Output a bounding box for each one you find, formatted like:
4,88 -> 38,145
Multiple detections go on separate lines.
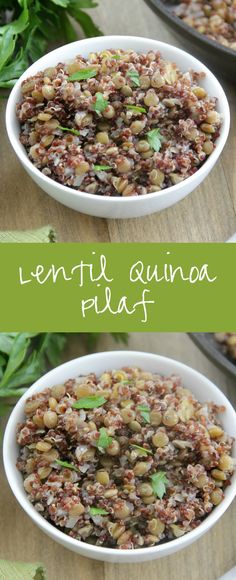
3,350 -> 236,559
146,0 -> 236,59
5,35 -> 230,205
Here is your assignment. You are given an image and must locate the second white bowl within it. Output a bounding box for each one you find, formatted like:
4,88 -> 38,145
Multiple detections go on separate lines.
3,351 -> 236,563
6,36 -> 230,219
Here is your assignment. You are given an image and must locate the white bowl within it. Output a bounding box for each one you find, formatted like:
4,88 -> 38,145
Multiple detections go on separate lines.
6,36 -> 230,219
3,351 -> 236,563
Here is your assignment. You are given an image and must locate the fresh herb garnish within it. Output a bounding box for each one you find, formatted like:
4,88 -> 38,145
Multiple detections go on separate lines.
93,165 -> 112,171
97,427 -> 113,449
89,507 -> 109,515
126,70 -> 140,87
130,444 -> 152,456
72,395 -> 107,409
56,459 -> 78,472
58,125 -> 80,137
150,472 -> 169,499
112,54 -> 121,60
125,105 -> 146,113
93,92 -> 109,114
0,1 -> 103,89
137,405 -> 150,423
147,128 -> 164,152
68,68 -> 97,82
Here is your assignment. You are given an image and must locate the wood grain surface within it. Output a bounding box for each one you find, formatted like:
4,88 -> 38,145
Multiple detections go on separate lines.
1,333 -> 236,580
0,0 -> 236,242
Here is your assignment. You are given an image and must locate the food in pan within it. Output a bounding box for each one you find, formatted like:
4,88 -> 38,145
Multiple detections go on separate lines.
173,1 -> 236,51
215,333 -> 236,361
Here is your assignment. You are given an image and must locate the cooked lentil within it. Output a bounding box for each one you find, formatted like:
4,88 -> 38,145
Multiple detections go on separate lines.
17,49 -> 222,197
215,332 -> 236,361
174,1 -> 236,51
16,368 -> 234,550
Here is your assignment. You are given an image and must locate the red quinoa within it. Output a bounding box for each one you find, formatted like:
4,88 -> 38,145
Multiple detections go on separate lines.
16,368 -> 234,549
16,49 -> 221,197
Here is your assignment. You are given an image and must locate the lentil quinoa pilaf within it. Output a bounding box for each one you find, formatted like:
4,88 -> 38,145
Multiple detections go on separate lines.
17,49 -> 222,197
173,1 -> 236,51
16,368 -> 234,550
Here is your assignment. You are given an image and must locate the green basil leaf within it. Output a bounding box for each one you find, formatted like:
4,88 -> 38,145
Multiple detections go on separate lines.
150,471 -> 169,499
126,70 -> 140,87
72,395 -> 107,409
56,459 -> 78,471
68,5 -> 103,37
130,444 -> 152,456
50,0 -> 70,7
0,28 -> 16,70
89,507 -> 109,515
147,128 -> 163,152
97,427 -> 113,448
94,165 -> 112,171
137,405 -> 150,423
0,334 -> 30,388
93,92 -> 109,114
68,68 -> 97,81
125,105 -> 146,113
58,125 -> 80,137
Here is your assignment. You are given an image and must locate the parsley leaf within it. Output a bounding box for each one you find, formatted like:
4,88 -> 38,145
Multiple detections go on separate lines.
97,427 -> 113,449
147,129 -> 164,152
72,395 -> 107,409
89,507 -> 109,515
112,54 -> 121,60
137,405 -> 150,423
68,68 -> 97,81
58,125 -> 80,137
56,459 -> 78,471
126,70 -> 140,87
94,165 -> 112,171
150,472 -> 169,499
125,105 -> 146,113
93,92 -> 109,114
130,444 -> 152,456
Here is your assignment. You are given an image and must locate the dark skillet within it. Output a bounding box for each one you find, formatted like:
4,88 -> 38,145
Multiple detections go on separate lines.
189,333 -> 236,378
145,0 -> 236,81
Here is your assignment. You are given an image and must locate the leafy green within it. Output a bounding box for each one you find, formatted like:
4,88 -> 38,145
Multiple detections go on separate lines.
130,444 -> 152,456
0,333 -> 128,420
89,507 -> 109,515
0,0 -> 102,89
125,105 -> 146,114
93,92 -> 109,114
147,129 -> 164,152
137,405 -> 150,423
68,68 -> 97,81
72,395 -> 107,409
94,165 -> 112,171
126,70 -> 140,87
97,427 -> 113,449
56,459 -> 78,471
150,472 -> 169,499
58,125 -> 80,137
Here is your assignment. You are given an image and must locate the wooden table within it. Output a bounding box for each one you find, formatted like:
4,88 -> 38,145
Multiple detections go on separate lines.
1,332 -> 236,580
1,0 -> 236,242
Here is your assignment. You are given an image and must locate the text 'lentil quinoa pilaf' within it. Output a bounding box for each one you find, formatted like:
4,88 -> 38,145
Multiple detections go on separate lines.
16,368 -> 234,550
17,49 -> 221,197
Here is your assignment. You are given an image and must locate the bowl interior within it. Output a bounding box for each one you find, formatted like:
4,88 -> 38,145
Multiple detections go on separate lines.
6,36 -> 230,205
3,351 -> 236,561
